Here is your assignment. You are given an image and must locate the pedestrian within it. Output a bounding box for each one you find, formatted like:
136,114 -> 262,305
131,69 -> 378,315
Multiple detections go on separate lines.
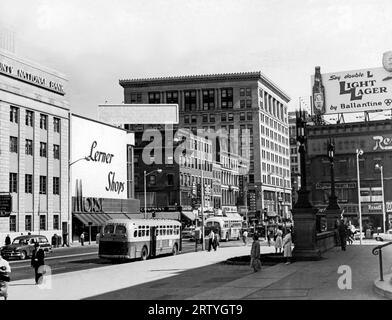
62,232 -> 69,247
242,229 -> 248,245
80,232 -> 85,246
250,233 -> 261,272
4,234 -> 11,246
207,230 -> 214,252
31,242 -> 45,285
275,228 -> 283,254
282,229 -> 292,264
338,220 -> 347,251
0,255 -> 11,300
212,232 -> 219,251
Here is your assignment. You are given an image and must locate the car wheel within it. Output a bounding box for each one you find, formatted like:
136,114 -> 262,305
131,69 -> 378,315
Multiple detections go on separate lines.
141,246 -> 148,261
20,251 -> 27,260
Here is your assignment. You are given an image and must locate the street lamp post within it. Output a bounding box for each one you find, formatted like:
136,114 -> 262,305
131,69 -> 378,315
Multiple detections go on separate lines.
375,164 -> 386,233
356,149 -> 364,245
144,169 -> 162,219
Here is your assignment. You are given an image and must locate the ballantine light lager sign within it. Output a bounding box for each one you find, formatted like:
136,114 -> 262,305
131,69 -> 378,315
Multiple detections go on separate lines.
0,56 -> 65,95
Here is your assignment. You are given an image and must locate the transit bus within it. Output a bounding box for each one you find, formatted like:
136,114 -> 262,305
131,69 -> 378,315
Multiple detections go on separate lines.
98,219 -> 182,260
204,216 -> 243,241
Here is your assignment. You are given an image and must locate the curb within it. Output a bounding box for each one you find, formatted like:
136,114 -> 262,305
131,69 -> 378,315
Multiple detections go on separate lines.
373,273 -> 392,299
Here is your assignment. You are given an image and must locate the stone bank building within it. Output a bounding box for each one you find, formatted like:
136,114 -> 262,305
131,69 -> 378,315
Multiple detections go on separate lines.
0,48 -> 69,244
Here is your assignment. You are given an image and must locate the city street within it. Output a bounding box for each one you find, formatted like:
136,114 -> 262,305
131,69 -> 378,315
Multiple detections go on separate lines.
6,238 -> 252,281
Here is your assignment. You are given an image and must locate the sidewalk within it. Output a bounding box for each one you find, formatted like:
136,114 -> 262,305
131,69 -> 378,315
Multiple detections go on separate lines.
7,242 -> 392,300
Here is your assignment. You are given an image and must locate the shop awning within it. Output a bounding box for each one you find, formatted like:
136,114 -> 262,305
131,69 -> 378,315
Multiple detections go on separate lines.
73,213 -> 133,226
181,211 -> 197,221
144,212 -> 181,220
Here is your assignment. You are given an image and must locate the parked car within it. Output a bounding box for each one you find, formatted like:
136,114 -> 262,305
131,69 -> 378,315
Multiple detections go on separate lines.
373,229 -> 392,242
0,235 -> 52,260
354,229 -> 365,240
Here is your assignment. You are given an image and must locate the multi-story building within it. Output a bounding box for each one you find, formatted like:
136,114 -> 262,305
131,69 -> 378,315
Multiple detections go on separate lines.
118,72 -> 292,220
307,119 -> 392,231
0,48 -> 69,244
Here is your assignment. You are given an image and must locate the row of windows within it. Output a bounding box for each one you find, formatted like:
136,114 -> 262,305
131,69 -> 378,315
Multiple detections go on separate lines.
9,173 -> 60,195
133,225 -> 180,237
9,214 -> 59,232
10,137 -> 60,159
180,174 -> 213,188
259,90 -> 288,123
184,112 -> 253,124
10,107 -> 61,132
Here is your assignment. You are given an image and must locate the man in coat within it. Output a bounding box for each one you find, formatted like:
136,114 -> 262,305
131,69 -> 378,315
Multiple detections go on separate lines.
4,235 -> 11,246
31,243 -> 45,285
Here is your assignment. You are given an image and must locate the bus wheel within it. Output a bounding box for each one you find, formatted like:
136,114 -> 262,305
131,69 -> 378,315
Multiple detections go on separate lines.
141,246 -> 149,260
172,244 -> 178,256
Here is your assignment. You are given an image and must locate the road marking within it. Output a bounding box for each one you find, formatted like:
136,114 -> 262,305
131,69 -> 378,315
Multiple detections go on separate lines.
9,251 -> 97,265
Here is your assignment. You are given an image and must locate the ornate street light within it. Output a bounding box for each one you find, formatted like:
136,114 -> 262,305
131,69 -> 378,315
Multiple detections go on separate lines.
326,138 -> 340,211
294,109 -> 311,208
144,168 -> 162,218
375,163 -> 386,233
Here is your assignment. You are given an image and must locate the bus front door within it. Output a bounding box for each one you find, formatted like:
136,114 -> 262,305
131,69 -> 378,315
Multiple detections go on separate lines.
150,226 -> 157,257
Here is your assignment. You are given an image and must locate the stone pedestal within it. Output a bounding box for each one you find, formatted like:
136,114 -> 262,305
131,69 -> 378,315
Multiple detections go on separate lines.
324,194 -> 343,231
292,190 -> 321,260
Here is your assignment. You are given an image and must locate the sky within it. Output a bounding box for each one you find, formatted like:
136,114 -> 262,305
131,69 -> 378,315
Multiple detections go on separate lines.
1,0 -> 392,120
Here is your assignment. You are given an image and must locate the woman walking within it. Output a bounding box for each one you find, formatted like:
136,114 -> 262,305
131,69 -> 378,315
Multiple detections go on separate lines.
274,228 -> 283,254
31,242 -> 45,284
250,233 -> 262,272
282,229 -> 293,264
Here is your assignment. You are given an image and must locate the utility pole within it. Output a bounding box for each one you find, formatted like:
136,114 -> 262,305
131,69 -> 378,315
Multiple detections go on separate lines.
201,170 -> 205,251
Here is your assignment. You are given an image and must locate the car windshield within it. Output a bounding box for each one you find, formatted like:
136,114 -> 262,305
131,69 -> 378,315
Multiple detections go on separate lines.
12,238 -> 29,245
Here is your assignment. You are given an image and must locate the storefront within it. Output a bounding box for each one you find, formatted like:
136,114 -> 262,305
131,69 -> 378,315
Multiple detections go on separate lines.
70,114 -> 138,242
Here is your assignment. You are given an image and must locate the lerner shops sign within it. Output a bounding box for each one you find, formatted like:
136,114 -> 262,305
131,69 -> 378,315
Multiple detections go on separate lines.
0,56 -> 65,95
311,51 -> 392,115
70,114 -> 134,200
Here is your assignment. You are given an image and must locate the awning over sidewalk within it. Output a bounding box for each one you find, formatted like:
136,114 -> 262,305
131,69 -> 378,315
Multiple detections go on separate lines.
181,211 -> 197,221
73,213 -> 133,226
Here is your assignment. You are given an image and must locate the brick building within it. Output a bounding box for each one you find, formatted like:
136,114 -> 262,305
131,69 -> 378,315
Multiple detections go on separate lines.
307,119 -> 392,231
118,72 -> 292,220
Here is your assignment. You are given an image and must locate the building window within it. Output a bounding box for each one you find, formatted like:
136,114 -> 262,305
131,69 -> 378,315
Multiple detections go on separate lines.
26,110 -> 34,127
53,215 -> 59,230
9,216 -> 16,232
25,139 -> 33,155
148,92 -> 161,104
40,215 -> 46,231
228,113 -> 234,121
246,88 -> 252,96
149,175 -> 156,185
202,89 -> 215,110
184,115 -> 189,124
10,106 -> 19,123
40,176 -> 47,194
191,115 -> 197,124
53,177 -> 60,195
166,91 -> 178,104
167,174 -> 174,186
25,174 -> 33,193
25,215 -> 32,231
247,112 -> 253,121
240,100 -> 245,108
246,100 -> 252,108
40,142 -> 47,158
9,173 -> 17,193
202,114 -> 208,123
53,144 -> 60,159
240,112 -> 245,121
240,88 -> 245,96
40,114 -> 47,130
130,93 -> 142,103
209,114 -> 215,123
221,113 -> 227,122
221,88 -> 233,109
184,90 -> 197,111
53,117 -> 60,133
10,136 -> 18,153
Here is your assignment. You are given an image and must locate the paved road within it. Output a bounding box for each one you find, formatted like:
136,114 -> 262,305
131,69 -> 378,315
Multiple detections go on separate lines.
7,239 -> 251,281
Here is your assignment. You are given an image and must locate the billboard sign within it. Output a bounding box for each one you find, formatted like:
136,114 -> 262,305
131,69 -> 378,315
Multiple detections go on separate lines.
70,114 -> 134,199
311,67 -> 392,115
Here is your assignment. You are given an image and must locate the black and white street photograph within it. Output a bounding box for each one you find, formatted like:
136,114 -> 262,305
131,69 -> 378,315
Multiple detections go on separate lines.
1,0 -> 392,309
